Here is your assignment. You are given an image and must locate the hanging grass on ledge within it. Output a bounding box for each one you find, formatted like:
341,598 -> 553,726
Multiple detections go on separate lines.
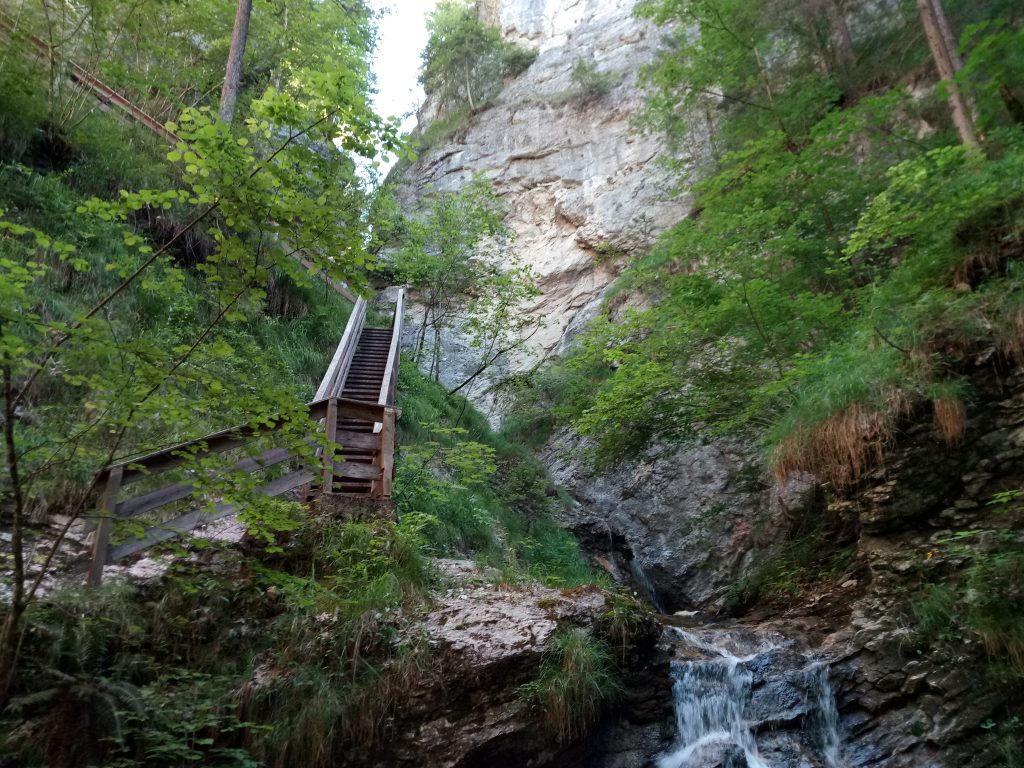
771,402 -> 893,488
517,629 -> 622,744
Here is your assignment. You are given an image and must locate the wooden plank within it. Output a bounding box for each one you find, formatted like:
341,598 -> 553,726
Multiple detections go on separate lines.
336,398 -> 386,424
379,289 -> 405,407
335,431 -> 380,450
87,465 -> 123,587
332,461 -> 383,481
111,401 -> 329,484
116,480 -> 193,519
107,469 -> 314,562
115,447 -> 295,518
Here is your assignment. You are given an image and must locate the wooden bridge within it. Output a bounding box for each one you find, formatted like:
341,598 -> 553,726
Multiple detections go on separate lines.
86,291 -> 405,586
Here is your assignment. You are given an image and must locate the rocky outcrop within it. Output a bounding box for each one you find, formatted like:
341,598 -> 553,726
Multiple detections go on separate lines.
816,367 -> 1024,767
393,0 -> 687,408
543,433 -> 819,613
370,559 -> 674,768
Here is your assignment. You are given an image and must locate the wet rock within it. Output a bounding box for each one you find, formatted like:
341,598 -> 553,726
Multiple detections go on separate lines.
543,433 -> 818,611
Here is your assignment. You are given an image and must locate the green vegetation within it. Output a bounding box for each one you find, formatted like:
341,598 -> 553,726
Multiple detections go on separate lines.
2,0 -> 375,136
420,0 -> 536,115
0,4 -> 606,759
1,513 -> 431,767
507,0 -> 1024,482
984,715 -> 1024,767
394,363 -> 597,587
518,628 -> 622,743
0,0 -> 400,714
724,524 -> 855,613
909,534 -> 1024,675
547,58 -> 622,106
381,176 -> 540,390
902,514 -> 1024,762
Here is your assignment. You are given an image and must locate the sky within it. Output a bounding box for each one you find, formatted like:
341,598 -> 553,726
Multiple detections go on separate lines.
369,0 -> 439,138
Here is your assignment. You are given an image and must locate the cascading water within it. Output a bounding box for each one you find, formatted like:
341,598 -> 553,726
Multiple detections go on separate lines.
657,627 -> 847,768
657,646 -> 769,768
805,661 -> 845,768
628,557 -> 666,614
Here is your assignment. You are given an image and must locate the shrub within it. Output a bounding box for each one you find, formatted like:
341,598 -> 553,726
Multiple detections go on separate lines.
394,364 -> 598,587
420,1 -> 536,115
568,58 -> 620,102
967,549 -> 1024,673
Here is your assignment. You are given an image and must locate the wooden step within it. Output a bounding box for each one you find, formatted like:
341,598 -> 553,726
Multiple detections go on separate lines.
339,447 -> 376,456
332,461 -> 383,481
335,430 -> 379,450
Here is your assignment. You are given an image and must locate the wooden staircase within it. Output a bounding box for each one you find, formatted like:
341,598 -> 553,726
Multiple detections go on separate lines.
332,327 -> 396,495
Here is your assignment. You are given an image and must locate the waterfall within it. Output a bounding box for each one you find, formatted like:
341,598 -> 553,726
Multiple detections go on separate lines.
657,656 -> 769,768
658,627 -> 846,768
628,557 -> 666,614
805,661 -> 845,768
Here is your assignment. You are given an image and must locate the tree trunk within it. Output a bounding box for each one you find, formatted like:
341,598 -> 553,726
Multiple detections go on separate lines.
930,0 -> 963,69
219,0 -> 253,124
464,62 -> 477,112
432,326 -> 442,381
826,0 -> 855,71
0,362 -> 26,708
916,0 -> 981,151
272,3 -> 288,91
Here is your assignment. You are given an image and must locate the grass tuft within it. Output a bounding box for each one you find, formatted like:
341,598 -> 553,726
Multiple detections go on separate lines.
518,629 -> 621,743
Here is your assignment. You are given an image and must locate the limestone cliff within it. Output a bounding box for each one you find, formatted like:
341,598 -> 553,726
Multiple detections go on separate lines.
393,0 -> 685,413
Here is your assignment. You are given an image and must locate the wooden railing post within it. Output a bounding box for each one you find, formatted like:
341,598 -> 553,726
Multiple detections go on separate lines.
378,407 -> 397,499
322,397 -> 339,494
87,465 -> 123,587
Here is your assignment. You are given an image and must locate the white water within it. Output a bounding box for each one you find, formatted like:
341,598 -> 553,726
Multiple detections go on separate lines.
658,628 -> 846,768
629,557 -> 667,614
805,661 -> 845,768
658,629 -> 770,768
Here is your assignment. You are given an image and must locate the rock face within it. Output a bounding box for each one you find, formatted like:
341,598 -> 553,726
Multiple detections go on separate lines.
543,433 -> 819,613
551,366 -> 1024,767
393,0 -> 687,409
369,559 -> 674,768
817,367 -> 1024,768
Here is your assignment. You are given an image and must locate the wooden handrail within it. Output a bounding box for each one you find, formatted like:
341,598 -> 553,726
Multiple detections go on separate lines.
0,10 -> 360,308
378,289 -> 405,407
106,399 -> 331,485
0,12 -> 184,145
315,297 -> 366,401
